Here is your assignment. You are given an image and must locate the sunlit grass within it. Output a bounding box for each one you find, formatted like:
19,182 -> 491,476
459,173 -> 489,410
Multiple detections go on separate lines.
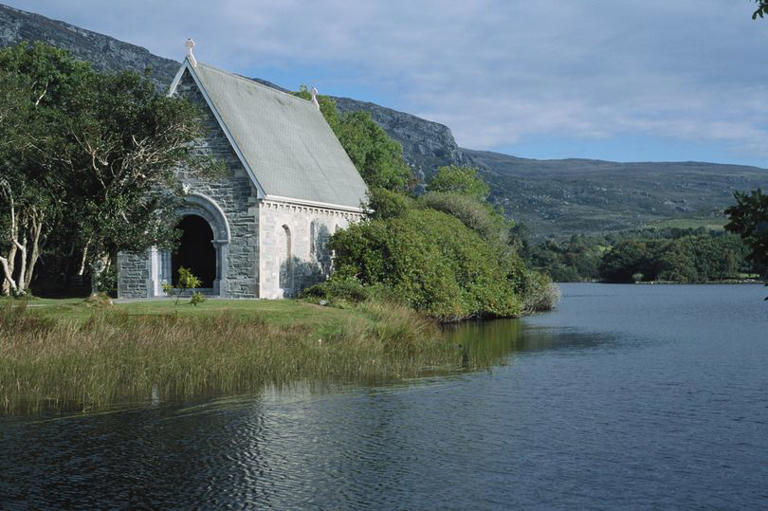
0,298 -> 477,414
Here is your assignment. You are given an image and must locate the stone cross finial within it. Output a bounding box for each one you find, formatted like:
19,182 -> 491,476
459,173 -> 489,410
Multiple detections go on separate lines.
185,38 -> 197,68
310,86 -> 320,110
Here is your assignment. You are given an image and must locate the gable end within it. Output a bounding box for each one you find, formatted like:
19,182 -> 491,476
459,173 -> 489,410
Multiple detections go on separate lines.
169,59 -> 266,199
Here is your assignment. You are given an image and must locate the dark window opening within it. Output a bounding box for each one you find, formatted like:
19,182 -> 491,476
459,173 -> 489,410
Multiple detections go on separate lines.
172,215 -> 216,288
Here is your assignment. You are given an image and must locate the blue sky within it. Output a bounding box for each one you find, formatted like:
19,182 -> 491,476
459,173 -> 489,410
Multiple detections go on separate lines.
7,1 -> 768,168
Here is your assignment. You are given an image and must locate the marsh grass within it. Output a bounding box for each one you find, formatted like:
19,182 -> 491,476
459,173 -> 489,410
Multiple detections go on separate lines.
0,299 -> 468,414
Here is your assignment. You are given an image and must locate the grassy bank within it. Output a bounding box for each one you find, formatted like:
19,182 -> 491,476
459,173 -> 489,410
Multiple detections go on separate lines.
0,298 -> 476,415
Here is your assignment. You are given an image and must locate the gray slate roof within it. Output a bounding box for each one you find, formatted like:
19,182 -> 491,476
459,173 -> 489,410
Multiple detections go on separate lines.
184,60 -> 368,209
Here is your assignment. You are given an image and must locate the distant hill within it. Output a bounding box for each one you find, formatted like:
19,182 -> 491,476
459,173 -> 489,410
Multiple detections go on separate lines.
462,151 -> 767,237
2,2 -> 766,238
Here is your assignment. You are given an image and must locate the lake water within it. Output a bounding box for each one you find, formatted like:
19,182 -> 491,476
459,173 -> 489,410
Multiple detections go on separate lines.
1,284 -> 767,509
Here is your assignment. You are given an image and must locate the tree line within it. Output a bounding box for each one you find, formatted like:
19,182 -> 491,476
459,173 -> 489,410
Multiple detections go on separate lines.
521,227 -> 761,284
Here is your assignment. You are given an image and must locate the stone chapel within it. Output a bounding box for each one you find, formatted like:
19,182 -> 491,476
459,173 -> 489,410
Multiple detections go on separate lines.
117,44 -> 368,299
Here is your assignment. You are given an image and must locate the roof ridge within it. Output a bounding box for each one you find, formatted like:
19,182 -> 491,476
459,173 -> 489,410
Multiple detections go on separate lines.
196,61 -> 314,108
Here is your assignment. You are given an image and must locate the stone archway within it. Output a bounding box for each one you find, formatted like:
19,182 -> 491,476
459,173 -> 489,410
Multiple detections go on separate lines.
155,193 -> 231,297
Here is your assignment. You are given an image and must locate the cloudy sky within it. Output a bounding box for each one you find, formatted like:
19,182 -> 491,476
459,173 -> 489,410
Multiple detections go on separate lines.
6,1 -> 768,167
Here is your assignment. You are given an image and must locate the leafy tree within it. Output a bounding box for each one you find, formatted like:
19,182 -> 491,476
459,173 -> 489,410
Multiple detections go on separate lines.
0,43 -> 92,296
427,165 -> 490,201
0,42 -> 216,295
294,87 -> 412,193
62,68 -> 220,283
656,242 -> 698,283
725,189 -> 768,277
753,0 -> 768,19
333,111 -> 412,192
419,191 -> 509,246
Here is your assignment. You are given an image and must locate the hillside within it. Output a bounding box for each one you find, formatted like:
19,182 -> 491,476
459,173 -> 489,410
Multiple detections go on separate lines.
2,3 -> 766,238
462,151 -> 767,237
0,4 -> 178,86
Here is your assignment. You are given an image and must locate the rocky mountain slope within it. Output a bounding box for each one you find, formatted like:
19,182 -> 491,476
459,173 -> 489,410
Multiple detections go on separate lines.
2,3 -> 766,238
333,97 -> 465,184
0,4 -> 178,86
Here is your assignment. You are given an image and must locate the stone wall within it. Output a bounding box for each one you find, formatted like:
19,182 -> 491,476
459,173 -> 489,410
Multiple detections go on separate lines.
117,251 -> 151,298
174,69 -> 260,298
259,200 -> 363,298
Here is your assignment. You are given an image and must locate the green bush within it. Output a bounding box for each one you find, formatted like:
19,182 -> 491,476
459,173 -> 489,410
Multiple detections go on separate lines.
419,191 -> 509,245
427,165 -> 491,201
517,270 -> 560,313
189,291 -> 206,306
301,276 -> 370,303
330,208 -> 523,320
367,186 -> 415,219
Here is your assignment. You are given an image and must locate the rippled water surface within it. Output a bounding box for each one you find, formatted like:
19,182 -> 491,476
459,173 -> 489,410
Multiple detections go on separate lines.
2,284 -> 767,509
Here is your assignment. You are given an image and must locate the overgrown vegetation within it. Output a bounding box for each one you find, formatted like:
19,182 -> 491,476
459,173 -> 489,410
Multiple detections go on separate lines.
293,88 -> 557,319
0,299 -> 503,414
328,207 -> 524,320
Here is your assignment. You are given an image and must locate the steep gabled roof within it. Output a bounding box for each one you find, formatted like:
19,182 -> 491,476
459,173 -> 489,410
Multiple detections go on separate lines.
170,59 -> 368,211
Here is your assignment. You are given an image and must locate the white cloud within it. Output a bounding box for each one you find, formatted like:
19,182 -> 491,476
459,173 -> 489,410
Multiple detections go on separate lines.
6,0 -> 768,162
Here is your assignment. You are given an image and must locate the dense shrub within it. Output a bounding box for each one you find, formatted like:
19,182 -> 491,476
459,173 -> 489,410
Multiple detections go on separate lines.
330,208 -> 523,320
426,165 -> 491,201
292,99 -> 552,319
517,271 -> 561,313
419,191 -> 509,245
366,187 -> 415,219
302,276 -> 371,304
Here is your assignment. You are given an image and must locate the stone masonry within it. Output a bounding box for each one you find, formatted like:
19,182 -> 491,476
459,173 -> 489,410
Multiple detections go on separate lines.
117,62 -> 366,299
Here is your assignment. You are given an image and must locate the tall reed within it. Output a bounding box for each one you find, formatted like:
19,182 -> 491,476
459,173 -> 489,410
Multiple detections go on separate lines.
0,300 -> 461,414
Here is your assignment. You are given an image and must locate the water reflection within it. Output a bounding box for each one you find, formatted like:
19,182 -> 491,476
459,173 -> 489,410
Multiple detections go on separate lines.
3,284 -> 767,509
447,318 -> 616,364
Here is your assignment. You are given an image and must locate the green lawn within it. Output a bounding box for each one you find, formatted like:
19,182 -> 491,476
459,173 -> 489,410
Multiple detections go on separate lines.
1,296 -> 369,330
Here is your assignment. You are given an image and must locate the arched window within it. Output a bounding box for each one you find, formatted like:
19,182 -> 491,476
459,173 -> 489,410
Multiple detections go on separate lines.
309,220 -> 317,260
279,224 -> 293,290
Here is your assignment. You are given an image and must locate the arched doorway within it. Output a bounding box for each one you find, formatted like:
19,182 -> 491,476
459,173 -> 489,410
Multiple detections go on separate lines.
172,215 -> 216,289
149,193 -> 230,297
